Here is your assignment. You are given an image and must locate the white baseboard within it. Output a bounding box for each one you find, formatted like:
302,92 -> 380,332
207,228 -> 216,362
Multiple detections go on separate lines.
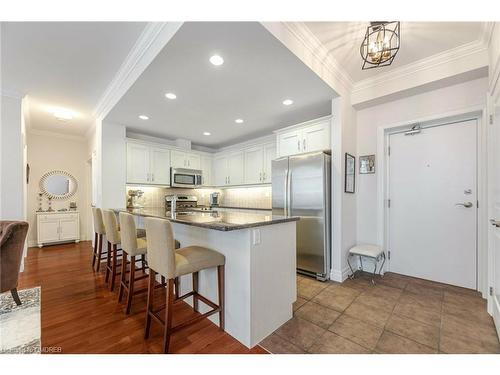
28,237 -> 89,248
330,266 -> 351,282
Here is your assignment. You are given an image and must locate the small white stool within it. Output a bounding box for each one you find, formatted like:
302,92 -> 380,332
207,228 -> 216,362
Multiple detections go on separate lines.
347,245 -> 386,284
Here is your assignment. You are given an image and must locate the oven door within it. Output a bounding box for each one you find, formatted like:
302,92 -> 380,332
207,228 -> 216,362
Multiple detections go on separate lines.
170,168 -> 202,188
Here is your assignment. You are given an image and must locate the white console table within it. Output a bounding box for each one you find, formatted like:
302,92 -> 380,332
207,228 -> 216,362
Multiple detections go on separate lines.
37,211 -> 80,247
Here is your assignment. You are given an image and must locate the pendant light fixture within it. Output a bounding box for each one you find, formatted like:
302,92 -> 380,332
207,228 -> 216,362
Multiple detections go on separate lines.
360,21 -> 400,70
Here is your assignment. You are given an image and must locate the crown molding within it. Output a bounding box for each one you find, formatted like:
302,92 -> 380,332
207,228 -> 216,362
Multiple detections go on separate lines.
92,22 -> 183,120
352,39 -> 488,95
261,22 -> 352,96
481,21 -> 495,46
28,128 -> 87,142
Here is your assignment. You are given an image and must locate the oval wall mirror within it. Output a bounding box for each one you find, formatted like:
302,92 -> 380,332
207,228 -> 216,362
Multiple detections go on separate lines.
39,170 -> 78,200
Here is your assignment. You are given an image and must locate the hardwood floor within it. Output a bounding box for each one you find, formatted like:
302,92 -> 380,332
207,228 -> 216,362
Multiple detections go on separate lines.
18,241 -> 267,354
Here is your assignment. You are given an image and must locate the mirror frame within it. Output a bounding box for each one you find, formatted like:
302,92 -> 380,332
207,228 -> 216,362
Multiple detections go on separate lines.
39,170 -> 78,200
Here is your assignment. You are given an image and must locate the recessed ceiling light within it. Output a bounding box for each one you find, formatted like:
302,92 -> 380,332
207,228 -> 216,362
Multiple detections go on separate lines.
282,99 -> 294,106
165,92 -> 177,100
139,115 -> 149,120
209,55 -> 224,66
235,119 -> 244,124
53,109 -> 74,121
203,131 -> 211,136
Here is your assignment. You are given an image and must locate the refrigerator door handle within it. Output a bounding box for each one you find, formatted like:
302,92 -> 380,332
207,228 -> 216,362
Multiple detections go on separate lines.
287,170 -> 292,216
284,168 -> 289,216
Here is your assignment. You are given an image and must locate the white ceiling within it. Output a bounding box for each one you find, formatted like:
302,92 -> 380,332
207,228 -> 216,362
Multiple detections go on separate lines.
303,22 -> 485,83
1,22 -> 147,136
105,22 -> 336,148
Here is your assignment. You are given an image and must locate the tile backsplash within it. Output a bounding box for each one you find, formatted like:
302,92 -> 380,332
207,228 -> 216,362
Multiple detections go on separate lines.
125,185 -> 272,209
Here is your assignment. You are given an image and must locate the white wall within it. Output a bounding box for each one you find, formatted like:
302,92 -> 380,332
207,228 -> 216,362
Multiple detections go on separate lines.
0,94 -> 24,220
330,97 -> 357,281
488,23 -> 500,91
99,121 -> 126,209
26,130 -> 90,245
356,77 -> 488,245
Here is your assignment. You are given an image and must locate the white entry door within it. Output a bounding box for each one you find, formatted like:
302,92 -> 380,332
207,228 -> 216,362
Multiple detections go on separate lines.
388,119 -> 477,289
489,84 -> 500,337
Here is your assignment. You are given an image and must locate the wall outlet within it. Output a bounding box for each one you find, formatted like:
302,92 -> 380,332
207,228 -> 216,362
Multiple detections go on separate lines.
252,229 -> 261,245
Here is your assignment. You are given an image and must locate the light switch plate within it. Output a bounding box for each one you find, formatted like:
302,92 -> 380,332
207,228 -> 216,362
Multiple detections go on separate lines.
252,229 -> 261,245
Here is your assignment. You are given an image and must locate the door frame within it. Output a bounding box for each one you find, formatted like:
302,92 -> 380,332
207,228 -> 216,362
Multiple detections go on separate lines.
376,105 -> 489,296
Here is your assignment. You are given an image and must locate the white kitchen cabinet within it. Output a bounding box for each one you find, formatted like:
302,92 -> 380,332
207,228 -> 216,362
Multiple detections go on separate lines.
214,152 -> 244,186
263,143 -> 276,183
37,212 -> 80,247
201,155 -> 213,186
228,152 -> 244,185
244,146 -> 264,184
127,142 -> 171,185
126,142 -> 150,183
214,156 -> 228,186
277,131 -> 302,157
171,150 -> 201,169
150,147 -> 171,185
276,116 -> 331,157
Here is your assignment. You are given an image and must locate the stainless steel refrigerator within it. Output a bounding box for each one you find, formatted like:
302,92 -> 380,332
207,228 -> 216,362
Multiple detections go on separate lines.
272,151 -> 331,280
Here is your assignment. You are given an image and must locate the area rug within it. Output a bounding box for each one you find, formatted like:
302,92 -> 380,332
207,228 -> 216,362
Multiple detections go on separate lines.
0,287 -> 41,354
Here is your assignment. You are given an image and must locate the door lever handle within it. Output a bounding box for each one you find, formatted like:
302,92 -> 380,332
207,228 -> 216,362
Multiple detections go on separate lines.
490,219 -> 500,227
455,202 -> 473,208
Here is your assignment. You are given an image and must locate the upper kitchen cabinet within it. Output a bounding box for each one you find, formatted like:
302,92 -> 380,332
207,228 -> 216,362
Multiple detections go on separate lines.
263,142 -> 276,183
126,142 -> 150,183
276,116 -> 331,157
127,142 -> 171,185
214,152 -> 245,186
171,150 -> 201,169
201,155 -> 213,186
244,142 -> 275,184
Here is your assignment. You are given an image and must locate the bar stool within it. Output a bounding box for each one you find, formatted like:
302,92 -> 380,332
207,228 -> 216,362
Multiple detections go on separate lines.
143,217 -> 225,353
118,212 -> 151,314
91,207 -> 106,271
102,210 -> 146,291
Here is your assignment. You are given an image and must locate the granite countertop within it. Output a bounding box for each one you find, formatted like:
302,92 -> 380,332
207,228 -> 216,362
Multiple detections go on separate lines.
116,207 -> 299,232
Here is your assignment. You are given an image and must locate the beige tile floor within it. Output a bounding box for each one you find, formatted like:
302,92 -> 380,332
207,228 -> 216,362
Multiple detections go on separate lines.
259,272 -> 500,354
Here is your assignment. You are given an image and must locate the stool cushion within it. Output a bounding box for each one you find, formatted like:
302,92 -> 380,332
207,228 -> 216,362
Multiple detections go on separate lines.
175,246 -> 225,277
349,244 -> 384,258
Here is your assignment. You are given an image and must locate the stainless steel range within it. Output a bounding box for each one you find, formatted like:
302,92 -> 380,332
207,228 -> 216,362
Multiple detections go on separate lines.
165,195 -> 214,213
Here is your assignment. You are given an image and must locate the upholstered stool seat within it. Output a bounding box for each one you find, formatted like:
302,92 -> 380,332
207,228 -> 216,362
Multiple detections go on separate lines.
347,244 -> 386,284
174,246 -> 225,277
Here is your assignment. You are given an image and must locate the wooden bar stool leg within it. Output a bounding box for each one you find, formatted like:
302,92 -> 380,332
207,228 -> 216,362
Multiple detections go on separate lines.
192,272 -> 199,312
118,251 -> 128,302
174,277 -> 180,300
126,255 -> 136,314
141,254 -> 146,273
144,270 -> 155,339
92,232 -> 98,269
163,278 -> 175,354
161,276 -> 166,287
96,234 -> 103,272
105,241 -> 111,282
217,265 -> 225,331
110,244 -> 118,291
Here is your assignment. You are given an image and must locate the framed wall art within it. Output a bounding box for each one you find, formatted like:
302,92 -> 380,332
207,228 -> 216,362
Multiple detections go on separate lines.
359,155 -> 375,174
345,153 -> 355,193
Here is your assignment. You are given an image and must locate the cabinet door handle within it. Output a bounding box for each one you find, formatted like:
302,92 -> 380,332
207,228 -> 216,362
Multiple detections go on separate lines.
303,139 -> 306,151
297,140 -> 300,151
259,172 -> 262,182
263,172 -> 266,181
151,173 -> 154,182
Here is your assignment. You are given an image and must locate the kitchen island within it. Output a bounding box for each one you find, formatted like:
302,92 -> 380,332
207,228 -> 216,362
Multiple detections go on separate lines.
118,207 -> 299,348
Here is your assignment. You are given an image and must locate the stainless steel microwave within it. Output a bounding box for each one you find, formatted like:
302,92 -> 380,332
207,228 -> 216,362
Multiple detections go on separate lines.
170,168 -> 202,188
